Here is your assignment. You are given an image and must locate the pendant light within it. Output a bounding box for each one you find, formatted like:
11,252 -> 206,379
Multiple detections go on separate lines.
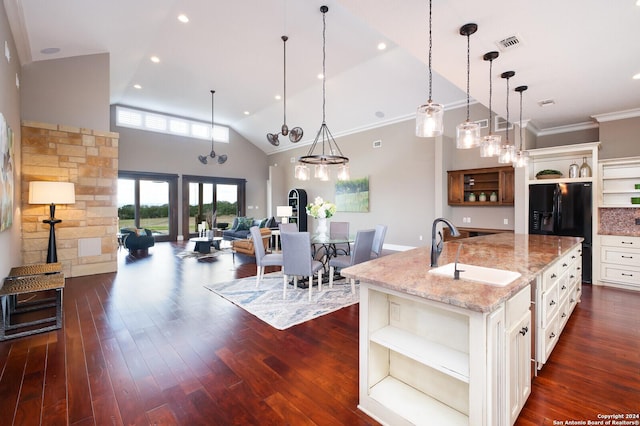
267,35 -> 303,146
415,0 -> 444,137
498,71 -> 516,164
480,51 -> 501,157
198,90 -> 228,165
456,23 -> 481,149
513,85 -> 529,168
296,5 -> 349,182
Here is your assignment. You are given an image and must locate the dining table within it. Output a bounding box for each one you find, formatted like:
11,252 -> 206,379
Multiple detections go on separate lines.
310,233 -> 355,275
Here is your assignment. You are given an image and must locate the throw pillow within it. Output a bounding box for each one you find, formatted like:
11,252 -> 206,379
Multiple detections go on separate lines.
135,228 -> 147,236
265,216 -> 277,228
259,218 -> 268,228
230,217 -> 240,231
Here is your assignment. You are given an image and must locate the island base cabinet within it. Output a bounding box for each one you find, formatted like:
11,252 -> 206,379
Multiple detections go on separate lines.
359,283 -> 526,426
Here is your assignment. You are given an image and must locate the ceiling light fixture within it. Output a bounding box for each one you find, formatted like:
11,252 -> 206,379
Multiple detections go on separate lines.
267,35 -> 303,146
295,5 -> 349,182
498,71 -> 516,164
177,14 -> 189,23
513,85 -> 529,168
480,51 -> 501,157
456,23 -> 481,149
198,90 -> 228,165
415,0 -> 444,137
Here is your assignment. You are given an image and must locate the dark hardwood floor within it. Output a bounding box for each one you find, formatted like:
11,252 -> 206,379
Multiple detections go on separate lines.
0,242 -> 638,425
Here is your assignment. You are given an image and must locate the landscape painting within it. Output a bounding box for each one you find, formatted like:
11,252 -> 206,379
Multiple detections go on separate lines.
335,176 -> 369,212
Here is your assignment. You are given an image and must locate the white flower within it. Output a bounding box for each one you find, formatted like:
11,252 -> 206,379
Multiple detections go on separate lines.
305,196 -> 337,219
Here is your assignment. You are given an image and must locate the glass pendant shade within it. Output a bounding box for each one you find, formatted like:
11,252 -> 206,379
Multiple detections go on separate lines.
337,164 -> 350,181
498,144 -> 516,164
294,164 -> 310,181
416,102 -> 444,137
513,150 -> 530,168
480,134 -> 502,157
456,120 -> 481,149
315,164 -> 329,181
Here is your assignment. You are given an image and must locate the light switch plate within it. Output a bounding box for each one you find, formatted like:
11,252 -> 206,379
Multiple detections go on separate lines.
4,41 -> 10,62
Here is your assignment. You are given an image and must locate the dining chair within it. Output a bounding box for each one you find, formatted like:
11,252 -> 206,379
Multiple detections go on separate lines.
330,221 -> 350,256
281,231 -> 324,301
250,226 -> 283,288
328,229 -> 375,293
279,222 -> 298,233
371,224 -> 388,258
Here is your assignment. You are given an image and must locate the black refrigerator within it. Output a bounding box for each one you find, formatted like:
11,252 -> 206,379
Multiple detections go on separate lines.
529,182 -> 592,283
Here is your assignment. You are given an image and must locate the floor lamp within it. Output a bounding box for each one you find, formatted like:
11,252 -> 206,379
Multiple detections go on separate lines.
29,181 -> 76,263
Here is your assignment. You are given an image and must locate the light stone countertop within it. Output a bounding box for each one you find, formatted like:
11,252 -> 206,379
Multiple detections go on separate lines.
341,233 -> 583,313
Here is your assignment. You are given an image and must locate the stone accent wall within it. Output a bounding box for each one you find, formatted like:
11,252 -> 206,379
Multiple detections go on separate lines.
21,121 -> 119,277
599,207 -> 640,237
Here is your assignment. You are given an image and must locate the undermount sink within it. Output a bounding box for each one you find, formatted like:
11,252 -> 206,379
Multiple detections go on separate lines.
428,263 -> 521,286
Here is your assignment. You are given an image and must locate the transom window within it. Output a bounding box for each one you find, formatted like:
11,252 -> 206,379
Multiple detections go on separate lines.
115,105 -> 229,143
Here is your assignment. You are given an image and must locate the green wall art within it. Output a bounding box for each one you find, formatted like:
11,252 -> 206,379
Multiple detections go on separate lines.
0,113 -> 14,232
335,176 -> 369,212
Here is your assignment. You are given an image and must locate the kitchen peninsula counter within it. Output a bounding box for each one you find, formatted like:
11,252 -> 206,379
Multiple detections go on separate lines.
342,233 -> 582,313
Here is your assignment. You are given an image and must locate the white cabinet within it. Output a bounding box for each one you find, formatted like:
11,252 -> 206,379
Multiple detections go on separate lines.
505,286 -> 532,425
535,246 -> 582,369
599,157 -> 640,207
359,283 -> 531,426
600,235 -> 640,291
525,142 -> 599,185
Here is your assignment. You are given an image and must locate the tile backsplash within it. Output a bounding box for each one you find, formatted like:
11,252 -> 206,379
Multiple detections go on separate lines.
599,208 -> 640,236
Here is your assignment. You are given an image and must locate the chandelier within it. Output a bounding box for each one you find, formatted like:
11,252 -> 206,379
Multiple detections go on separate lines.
513,85 -> 529,168
198,90 -> 228,165
498,71 -> 516,164
480,51 -> 501,157
456,23 -> 481,149
295,5 -> 349,182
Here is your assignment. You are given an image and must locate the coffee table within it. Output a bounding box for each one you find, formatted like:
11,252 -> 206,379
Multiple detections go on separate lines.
191,237 -> 224,253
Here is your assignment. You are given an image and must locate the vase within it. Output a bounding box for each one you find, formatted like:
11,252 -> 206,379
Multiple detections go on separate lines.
316,218 -> 328,237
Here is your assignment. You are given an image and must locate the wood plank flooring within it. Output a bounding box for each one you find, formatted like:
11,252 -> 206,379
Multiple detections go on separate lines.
0,242 -> 638,425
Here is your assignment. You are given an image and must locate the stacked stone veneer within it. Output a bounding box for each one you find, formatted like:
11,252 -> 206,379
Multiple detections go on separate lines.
21,121 -> 119,277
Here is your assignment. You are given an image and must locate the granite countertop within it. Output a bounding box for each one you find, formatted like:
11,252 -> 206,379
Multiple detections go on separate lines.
341,233 -> 583,313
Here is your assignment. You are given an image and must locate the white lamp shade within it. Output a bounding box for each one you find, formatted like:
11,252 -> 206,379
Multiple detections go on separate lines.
276,206 -> 293,218
456,121 -> 481,149
29,181 -> 76,205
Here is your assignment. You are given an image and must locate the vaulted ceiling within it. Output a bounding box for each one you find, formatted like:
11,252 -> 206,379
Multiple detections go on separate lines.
5,0 -> 640,153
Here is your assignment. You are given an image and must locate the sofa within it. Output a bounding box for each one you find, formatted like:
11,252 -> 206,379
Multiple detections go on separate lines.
222,216 -> 278,241
120,227 -> 155,252
232,227 -> 272,259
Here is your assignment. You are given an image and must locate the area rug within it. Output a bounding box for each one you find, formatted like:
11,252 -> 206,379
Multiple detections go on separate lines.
204,273 -> 359,330
176,249 -> 222,260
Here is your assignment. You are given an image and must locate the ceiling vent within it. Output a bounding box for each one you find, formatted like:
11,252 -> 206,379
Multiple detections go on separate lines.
496,34 -> 522,51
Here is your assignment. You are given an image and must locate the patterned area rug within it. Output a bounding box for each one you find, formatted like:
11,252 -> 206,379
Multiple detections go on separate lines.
176,249 -> 222,260
204,273 -> 359,330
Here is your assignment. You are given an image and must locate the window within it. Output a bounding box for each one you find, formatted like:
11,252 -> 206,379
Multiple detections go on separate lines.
115,105 -> 229,143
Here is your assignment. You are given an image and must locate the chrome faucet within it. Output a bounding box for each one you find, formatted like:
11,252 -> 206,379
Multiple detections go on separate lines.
430,218 -> 460,267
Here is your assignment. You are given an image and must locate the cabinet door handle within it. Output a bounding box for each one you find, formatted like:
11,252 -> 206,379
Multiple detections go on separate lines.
570,275 -> 575,279
551,273 -> 557,279
561,313 -> 567,318
549,300 -> 556,306
621,273 -> 634,277
562,263 -> 568,267
621,255 -> 633,259
519,326 -> 528,336
621,241 -> 633,245
549,332 -> 556,339
561,285 -> 567,290
571,255 -> 576,259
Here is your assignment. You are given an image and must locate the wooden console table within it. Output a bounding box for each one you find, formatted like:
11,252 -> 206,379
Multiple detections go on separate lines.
1,262 -> 65,341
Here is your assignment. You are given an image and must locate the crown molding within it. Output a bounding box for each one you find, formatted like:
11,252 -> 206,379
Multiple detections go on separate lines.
534,121 -> 599,137
591,108 -> 640,123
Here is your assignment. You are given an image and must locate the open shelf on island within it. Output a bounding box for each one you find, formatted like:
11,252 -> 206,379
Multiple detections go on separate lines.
368,376 -> 468,426
370,325 -> 470,383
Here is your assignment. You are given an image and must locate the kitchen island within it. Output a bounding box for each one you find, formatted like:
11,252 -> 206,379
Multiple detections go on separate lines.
342,233 -> 583,426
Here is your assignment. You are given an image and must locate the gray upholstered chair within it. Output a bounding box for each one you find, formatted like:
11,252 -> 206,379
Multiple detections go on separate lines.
328,229 -> 375,293
279,222 -> 298,233
330,221 -> 350,256
250,226 -> 283,288
371,224 -> 388,258
281,231 -> 323,301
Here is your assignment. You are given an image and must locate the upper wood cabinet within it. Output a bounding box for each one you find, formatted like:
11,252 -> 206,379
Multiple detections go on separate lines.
447,166 -> 515,206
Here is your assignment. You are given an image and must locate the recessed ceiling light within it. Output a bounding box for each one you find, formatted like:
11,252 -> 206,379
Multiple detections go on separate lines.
275,94 -> 282,100
177,14 -> 189,23
244,111 -> 250,115
317,73 -> 324,79
633,72 -> 640,80
133,84 -> 142,89
40,47 -> 60,55
150,56 -> 160,63
377,42 -> 387,51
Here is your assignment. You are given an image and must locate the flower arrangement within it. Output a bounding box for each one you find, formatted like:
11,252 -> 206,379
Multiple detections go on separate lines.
306,196 -> 336,219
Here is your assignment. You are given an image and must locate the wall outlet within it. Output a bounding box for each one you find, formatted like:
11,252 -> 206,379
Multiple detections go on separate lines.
504,218 -> 509,225
390,302 -> 400,322
636,218 -> 640,225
